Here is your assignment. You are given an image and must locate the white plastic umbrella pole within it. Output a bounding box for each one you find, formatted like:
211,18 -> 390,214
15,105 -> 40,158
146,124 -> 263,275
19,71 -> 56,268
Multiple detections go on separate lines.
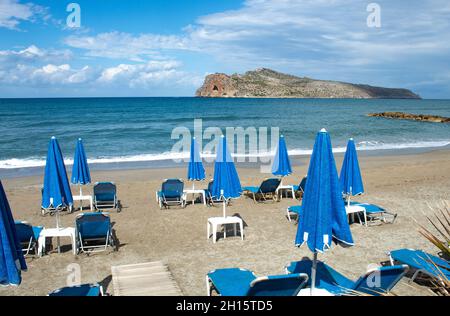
221,189 -> 226,218
311,252 -> 318,295
55,209 -> 60,229
347,186 -> 352,207
50,197 -> 60,229
191,182 -> 195,205
79,184 -> 83,197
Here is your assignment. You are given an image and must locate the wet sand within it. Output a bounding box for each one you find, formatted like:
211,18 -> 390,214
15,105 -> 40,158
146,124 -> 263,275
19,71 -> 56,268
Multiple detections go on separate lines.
1,149 -> 449,296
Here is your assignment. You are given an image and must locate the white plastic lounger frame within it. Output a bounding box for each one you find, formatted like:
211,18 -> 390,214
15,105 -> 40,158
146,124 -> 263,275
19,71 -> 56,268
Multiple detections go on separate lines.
366,209 -> 397,225
77,230 -> 114,254
23,236 -> 35,256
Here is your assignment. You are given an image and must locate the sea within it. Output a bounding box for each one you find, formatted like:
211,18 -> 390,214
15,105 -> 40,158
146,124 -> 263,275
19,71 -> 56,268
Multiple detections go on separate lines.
0,97 -> 449,178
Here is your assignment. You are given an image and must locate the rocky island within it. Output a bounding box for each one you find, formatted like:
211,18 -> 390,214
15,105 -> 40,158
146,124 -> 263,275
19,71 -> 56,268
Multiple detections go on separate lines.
368,112 -> 450,123
196,68 -> 421,99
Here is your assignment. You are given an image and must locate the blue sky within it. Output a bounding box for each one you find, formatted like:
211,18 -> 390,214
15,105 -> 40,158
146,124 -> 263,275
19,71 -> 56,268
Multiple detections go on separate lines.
0,0 -> 449,98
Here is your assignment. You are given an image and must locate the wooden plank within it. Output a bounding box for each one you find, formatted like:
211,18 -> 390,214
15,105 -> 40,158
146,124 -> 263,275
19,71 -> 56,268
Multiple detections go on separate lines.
111,261 -> 182,296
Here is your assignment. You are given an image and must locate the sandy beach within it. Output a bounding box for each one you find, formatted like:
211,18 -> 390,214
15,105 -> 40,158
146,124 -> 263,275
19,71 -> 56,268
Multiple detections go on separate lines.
1,149 -> 449,296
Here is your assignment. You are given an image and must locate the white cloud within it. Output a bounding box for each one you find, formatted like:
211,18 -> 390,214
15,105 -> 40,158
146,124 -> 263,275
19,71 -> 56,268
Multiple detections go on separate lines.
0,44 -> 201,93
0,63 -> 96,85
64,1 -> 450,72
0,45 -> 72,66
98,60 -> 202,89
65,31 -> 190,61
3,0 -> 450,97
0,0 -> 49,30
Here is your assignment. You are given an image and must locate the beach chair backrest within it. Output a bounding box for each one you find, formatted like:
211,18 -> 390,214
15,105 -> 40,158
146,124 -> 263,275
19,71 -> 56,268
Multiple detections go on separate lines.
94,182 -> 116,201
48,284 -> 102,296
259,178 -> 281,194
162,179 -> 184,198
298,176 -> 307,192
207,181 -> 214,192
352,265 -> 408,295
207,181 -> 217,198
76,213 -> 111,239
247,273 -> 308,296
14,222 -> 35,242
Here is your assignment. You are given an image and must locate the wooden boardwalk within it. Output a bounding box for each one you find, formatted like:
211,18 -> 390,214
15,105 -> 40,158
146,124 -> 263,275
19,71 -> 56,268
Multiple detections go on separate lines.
111,261 -> 183,296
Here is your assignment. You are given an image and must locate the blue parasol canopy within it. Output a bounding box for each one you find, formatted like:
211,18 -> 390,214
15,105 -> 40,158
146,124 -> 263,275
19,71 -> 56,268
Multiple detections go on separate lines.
71,138 -> 91,186
211,136 -> 242,216
42,137 -> 73,210
271,135 -> 292,177
295,129 -> 354,293
339,138 -> 364,197
187,137 -> 205,182
0,180 -> 27,286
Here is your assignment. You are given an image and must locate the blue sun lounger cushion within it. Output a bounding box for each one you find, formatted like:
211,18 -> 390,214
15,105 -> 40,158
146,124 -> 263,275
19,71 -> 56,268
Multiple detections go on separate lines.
157,178 -> 186,209
93,182 -> 119,212
286,205 -> 302,222
206,267 -> 308,296
48,283 -> 103,296
389,248 -> 450,283
76,212 -> 115,253
286,260 -> 408,296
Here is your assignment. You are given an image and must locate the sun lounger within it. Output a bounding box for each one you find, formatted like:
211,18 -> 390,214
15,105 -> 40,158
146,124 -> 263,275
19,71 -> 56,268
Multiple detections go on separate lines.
388,248 -> 450,284
286,260 -> 408,296
292,176 -> 307,199
48,283 -> 104,296
75,212 -> 116,254
206,268 -> 308,296
286,205 -> 302,222
204,180 -> 228,207
157,178 -> 186,209
14,221 -> 43,256
347,201 -> 397,225
93,182 -> 120,212
242,178 -> 281,202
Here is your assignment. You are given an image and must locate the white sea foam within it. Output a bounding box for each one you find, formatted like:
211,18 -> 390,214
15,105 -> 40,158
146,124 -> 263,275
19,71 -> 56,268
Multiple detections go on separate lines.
0,140 -> 449,170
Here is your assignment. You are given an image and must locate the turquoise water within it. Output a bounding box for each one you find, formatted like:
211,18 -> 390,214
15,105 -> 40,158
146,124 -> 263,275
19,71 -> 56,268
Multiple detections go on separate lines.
0,98 -> 449,172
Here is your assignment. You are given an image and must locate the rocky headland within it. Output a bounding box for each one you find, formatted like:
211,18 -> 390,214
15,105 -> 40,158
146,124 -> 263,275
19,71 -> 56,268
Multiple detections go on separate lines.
196,68 -> 421,99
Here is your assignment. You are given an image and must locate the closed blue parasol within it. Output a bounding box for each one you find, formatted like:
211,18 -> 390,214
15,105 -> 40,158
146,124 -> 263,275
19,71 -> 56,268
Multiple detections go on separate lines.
295,129 -> 354,294
71,138 -> 91,196
340,138 -> 364,205
187,137 -> 205,188
211,135 -> 242,217
271,135 -> 292,177
42,137 -> 73,227
0,180 -> 27,286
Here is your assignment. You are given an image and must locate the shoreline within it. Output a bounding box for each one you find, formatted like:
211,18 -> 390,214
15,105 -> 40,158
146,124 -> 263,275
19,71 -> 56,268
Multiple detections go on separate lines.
2,145 -> 449,180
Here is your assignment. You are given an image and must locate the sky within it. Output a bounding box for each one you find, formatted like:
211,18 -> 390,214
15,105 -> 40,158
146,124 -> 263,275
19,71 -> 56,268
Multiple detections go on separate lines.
0,0 -> 449,98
